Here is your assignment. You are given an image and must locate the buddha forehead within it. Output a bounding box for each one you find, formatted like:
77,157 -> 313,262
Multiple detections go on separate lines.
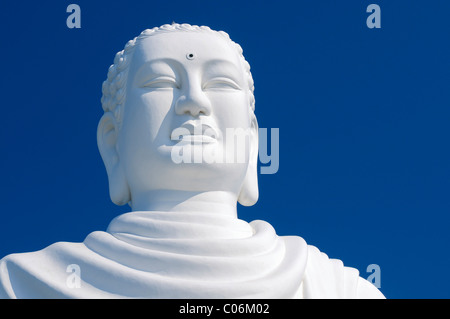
130,31 -> 244,72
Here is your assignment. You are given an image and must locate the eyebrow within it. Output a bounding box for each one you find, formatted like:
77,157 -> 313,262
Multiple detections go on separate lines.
133,58 -> 180,85
202,59 -> 243,80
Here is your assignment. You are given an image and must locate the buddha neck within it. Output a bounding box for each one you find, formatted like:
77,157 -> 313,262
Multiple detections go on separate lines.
129,190 -> 239,218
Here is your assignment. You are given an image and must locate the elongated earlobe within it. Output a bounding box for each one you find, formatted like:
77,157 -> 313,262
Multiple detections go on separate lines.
238,114 -> 259,206
97,113 -> 131,206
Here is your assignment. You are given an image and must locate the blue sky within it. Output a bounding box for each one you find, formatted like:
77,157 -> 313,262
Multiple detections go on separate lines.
0,1 -> 449,299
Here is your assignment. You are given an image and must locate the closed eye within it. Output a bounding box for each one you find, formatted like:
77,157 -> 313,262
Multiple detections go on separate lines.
203,77 -> 241,91
141,76 -> 179,89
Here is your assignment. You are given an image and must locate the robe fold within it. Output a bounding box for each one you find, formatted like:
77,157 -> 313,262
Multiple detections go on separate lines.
0,211 -> 384,299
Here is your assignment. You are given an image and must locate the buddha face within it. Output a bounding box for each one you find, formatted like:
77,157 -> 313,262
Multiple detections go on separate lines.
98,30 -> 259,206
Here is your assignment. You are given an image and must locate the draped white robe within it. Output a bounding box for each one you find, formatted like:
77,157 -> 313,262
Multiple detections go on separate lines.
0,211 -> 384,299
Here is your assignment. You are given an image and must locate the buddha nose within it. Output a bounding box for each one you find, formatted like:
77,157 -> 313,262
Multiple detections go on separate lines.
175,83 -> 211,117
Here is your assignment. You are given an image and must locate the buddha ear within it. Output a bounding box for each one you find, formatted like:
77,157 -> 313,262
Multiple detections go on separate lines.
238,113 -> 259,206
97,112 -> 131,206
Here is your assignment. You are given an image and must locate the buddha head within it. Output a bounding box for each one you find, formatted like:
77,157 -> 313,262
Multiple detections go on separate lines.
97,23 -> 259,210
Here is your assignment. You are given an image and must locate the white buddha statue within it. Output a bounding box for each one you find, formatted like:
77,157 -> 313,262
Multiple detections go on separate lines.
0,24 -> 384,299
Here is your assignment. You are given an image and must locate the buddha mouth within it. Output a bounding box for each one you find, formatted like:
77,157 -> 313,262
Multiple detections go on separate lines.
170,121 -> 219,144
179,135 -> 216,144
